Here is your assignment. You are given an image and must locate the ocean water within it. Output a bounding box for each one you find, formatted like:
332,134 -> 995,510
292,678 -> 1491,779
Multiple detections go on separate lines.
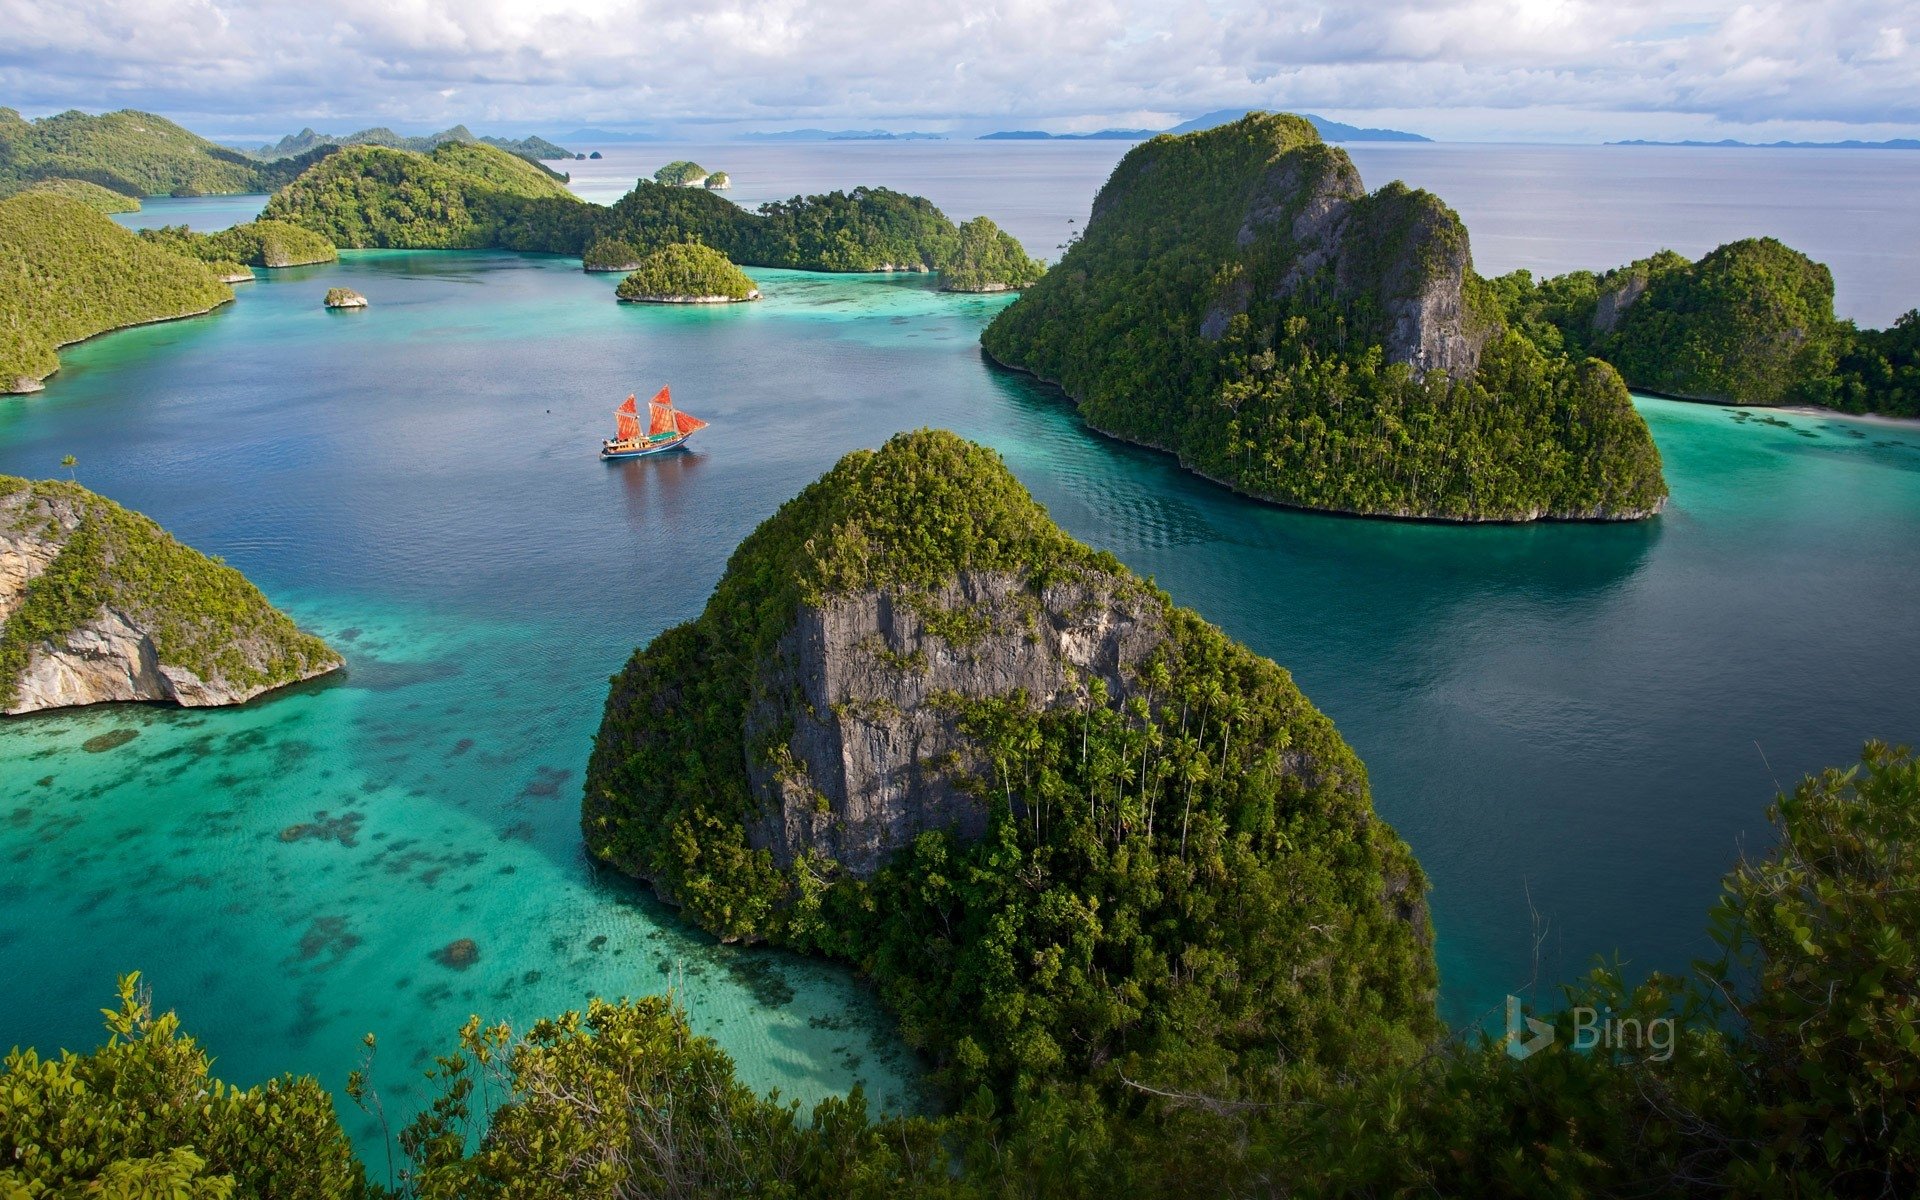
10,146 -> 1918,1139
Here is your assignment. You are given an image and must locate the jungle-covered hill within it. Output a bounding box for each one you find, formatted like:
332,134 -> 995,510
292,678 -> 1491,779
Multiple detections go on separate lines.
0,191 -> 234,392
981,112 -> 1669,522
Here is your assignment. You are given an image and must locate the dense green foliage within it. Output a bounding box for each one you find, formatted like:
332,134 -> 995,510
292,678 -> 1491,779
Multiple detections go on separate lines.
1493,239 -> 1920,416
940,216 -> 1045,290
0,973 -> 363,1199
1,177 -> 140,213
581,236 -> 642,270
0,476 -> 339,708
614,242 -> 759,301
0,192 -> 231,391
982,113 -> 1668,521
583,431 -> 1437,1106
653,160 -> 711,186
0,107 -> 309,196
1804,309 -> 1920,417
704,170 -> 731,189
260,144 -> 591,252
18,741 -> 1913,1195
140,219 -> 337,268
264,144 -> 1029,277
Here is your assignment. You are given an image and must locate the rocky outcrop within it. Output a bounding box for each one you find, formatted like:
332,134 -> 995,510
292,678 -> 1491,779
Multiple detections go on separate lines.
1,478 -> 341,715
1591,271 -> 1650,337
745,571 -> 1163,876
323,287 -> 366,309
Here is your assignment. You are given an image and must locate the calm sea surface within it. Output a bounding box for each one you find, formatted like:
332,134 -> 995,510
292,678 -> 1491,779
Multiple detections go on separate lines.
10,145 -> 1913,1141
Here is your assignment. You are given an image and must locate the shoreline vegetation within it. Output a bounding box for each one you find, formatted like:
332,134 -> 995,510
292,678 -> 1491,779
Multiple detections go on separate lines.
261,138 -> 1046,289
1492,238 -> 1919,418
614,241 -> 760,302
0,192 -> 235,393
0,476 -> 341,714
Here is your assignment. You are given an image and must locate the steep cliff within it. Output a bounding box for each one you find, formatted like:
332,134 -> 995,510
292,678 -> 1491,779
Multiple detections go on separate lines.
983,112 -> 1668,522
584,430 -> 1435,1094
0,478 -> 340,714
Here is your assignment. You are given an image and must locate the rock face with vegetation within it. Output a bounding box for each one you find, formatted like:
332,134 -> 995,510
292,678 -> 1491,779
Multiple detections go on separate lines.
0,477 -> 340,714
323,288 -> 367,309
0,106 -> 320,197
0,192 -> 233,393
585,430 -> 1435,1095
614,242 -> 760,302
939,215 -> 1045,291
1492,236 -> 1920,416
982,112 -> 1669,521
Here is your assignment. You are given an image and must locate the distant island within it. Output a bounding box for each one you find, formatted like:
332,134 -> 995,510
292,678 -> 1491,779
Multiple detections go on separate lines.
651,160 -> 730,188
1,476 -> 340,713
982,112 -> 1666,522
1609,137 -> 1920,150
981,110 -> 1431,143
739,129 -> 947,141
243,124 -> 575,161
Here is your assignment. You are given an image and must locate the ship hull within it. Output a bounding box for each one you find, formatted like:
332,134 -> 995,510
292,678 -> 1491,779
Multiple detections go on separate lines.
601,432 -> 695,460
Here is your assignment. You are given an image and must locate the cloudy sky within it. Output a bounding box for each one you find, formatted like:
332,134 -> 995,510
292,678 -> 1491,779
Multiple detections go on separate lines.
2,0 -> 1915,142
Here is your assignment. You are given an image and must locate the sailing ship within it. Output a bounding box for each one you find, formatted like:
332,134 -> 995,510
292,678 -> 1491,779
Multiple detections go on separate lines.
601,387 -> 708,460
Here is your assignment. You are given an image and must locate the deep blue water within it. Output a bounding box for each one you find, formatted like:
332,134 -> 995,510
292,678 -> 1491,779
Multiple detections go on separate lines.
7,144 -> 1911,1140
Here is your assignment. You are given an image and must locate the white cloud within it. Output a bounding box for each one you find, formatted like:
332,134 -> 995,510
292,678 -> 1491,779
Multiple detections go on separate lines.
0,0 -> 1913,139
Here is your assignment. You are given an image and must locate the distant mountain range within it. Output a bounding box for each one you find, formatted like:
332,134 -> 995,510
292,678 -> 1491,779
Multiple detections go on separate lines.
1608,138 -> 1920,150
245,125 -> 574,160
980,110 -> 1431,143
738,129 -> 947,142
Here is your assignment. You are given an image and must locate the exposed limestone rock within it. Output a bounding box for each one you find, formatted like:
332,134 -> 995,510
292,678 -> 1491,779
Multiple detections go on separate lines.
1592,272 -> 1650,337
323,287 -> 367,309
1,478 -> 340,715
745,571 -> 1163,876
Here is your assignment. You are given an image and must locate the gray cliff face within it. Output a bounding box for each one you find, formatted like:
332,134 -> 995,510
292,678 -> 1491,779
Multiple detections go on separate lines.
1220,147 -> 1492,380
744,570 -> 1164,877
1591,272 -> 1650,337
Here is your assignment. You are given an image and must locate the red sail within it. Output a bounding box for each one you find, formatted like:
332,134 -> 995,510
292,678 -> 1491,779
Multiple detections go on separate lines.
648,385 -> 678,436
673,411 -> 708,435
614,394 -> 641,442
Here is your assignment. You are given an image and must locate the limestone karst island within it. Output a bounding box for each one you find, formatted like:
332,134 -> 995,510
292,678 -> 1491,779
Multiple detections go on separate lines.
2,10 -> 1918,1199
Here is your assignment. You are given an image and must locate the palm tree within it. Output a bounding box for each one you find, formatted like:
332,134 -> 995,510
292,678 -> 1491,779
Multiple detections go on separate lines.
60,455 -> 76,481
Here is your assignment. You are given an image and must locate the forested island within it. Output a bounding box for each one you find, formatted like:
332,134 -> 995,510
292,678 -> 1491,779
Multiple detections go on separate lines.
582,431 -> 1436,1098
982,113 -> 1670,522
5,435 -> 1911,1195
246,124 -> 573,161
613,242 -> 760,302
0,192 -> 235,392
0,477 -> 340,713
1492,237 -> 1920,417
263,140 -> 1045,287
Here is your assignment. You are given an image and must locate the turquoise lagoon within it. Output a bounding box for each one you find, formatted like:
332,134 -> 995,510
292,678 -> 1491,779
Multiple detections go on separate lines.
3,249 -> 1919,1145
